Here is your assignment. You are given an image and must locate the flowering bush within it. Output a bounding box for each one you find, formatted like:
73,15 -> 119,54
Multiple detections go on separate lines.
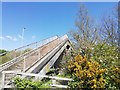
91,44 -> 120,89
67,54 -> 106,88
105,66 -> 120,89
92,44 -> 119,68
66,43 -> 120,89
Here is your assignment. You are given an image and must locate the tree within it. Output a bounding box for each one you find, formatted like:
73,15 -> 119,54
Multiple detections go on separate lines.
99,4 -> 119,46
69,4 -> 99,50
68,3 -> 119,89
100,15 -> 118,46
0,49 -> 7,54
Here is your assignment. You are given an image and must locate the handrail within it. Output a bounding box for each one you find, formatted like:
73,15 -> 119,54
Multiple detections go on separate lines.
0,35 -> 58,56
2,71 -> 73,81
0,36 -> 58,72
25,35 -> 68,72
0,35 -> 68,72
21,37 -> 61,71
1,70 -> 72,88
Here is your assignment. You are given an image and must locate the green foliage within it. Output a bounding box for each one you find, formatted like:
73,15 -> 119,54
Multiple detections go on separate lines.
14,77 -> 41,88
92,44 -> 119,68
91,44 -> 120,89
23,48 -> 31,53
65,43 -> 119,89
13,77 -> 51,88
0,48 -> 31,65
0,51 -> 21,65
0,49 -> 7,54
105,66 -> 120,89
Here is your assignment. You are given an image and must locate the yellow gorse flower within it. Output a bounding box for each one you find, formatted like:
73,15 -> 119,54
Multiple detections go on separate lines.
67,54 -> 106,88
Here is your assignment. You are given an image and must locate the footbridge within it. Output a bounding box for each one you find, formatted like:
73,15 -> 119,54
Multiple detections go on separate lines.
0,34 -> 73,88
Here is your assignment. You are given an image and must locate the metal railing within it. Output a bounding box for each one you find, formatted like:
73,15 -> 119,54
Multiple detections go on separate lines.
25,35 -> 68,73
0,36 -> 58,72
38,37 -> 69,75
1,70 -> 73,88
1,35 -> 70,89
1,36 -> 58,56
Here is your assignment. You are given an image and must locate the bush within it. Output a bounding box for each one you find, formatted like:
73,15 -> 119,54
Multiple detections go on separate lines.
92,44 -> 119,68
66,43 -> 120,89
13,77 -> 51,88
91,44 -> 120,89
67,54 -> 106,88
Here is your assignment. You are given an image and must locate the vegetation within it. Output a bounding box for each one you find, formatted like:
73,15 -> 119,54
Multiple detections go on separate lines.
13,77 -> 51,89
0,48 -> 32,65
0,49 -> 7,54
65,51 -> 120,89
66,4 -> 119,89
23,48 -> 32,53
92,44 -> 120,89
67,54 -> 106,88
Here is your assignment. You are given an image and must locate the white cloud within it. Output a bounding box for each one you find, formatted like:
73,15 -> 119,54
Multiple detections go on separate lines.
32,36 -> 36,39
6,36 -> 12,40
18,34 -> 23,39
6,35 -> 18,41
12,37 -> 17,41
0,36 -> 5,40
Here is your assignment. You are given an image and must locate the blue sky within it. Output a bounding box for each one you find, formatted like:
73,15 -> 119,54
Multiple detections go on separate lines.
1,2 -> 117,50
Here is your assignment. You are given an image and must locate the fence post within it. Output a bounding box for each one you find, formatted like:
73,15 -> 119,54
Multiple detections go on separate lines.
38,48 -> 40,59
37,42 -> 40,59
23,56 -> 26,71
2,72 -> 5,89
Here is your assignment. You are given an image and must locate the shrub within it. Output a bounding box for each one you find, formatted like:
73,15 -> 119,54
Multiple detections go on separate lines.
13,77 -> 51,88
91,44 -> 120,89
67,54 -> 106,88
92,44 -> 119,68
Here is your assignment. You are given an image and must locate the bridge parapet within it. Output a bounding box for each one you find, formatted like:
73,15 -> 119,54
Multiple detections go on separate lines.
0,36 -> 58,72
